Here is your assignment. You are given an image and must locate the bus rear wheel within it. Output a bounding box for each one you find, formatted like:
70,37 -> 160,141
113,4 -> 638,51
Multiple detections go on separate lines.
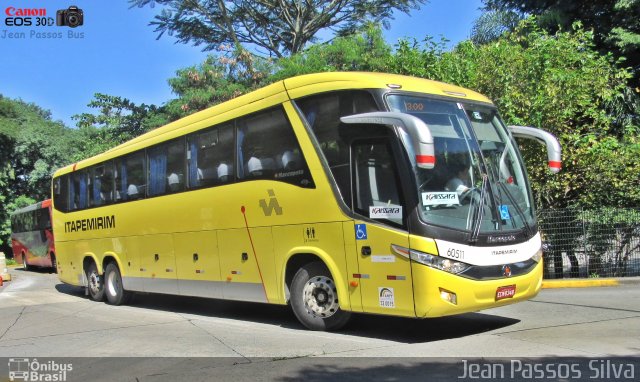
290,262 -> 351,331
104,262 -> 130,305
86,262 -> 105,302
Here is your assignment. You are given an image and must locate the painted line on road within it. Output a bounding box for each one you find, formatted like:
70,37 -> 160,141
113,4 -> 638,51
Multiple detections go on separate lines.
542,278 -> 619,289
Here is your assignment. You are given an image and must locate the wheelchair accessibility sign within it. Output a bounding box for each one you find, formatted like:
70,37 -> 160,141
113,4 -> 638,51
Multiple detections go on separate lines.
355,224 -> 368,240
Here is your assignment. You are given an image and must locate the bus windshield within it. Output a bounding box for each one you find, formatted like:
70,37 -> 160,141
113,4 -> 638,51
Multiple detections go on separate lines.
387,95 -> 535,236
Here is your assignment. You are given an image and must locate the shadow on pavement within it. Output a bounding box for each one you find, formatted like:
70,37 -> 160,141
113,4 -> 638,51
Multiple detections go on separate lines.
54,283 -> 519,344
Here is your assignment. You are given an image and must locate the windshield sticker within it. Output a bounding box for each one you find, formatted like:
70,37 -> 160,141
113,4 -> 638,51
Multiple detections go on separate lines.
499,205 -> 511,220
379,287 -> 395,308
422,192 -> 460,206
369,206 -> 402,219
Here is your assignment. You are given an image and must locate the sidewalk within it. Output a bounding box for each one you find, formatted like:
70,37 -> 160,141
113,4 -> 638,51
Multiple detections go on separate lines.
542,276 -> 640,289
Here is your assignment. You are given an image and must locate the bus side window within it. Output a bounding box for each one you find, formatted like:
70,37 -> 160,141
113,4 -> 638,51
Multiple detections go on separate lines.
352,139 -> 405,227
70,170 -> 89,210
53,176 -> 70,212
237,107 -> 313,188
188,123 -> 234,188
90,163 -> 114,207
149,139 -> 185,196
116,152 -> 146,201
295,90 -> 380,206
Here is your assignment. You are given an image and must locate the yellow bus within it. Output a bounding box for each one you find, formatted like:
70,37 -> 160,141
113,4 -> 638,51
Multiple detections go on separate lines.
51,72 -> 561,330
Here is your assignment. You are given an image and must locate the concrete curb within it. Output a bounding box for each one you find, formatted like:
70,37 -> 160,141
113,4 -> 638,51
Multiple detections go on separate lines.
542,278 -> 619,289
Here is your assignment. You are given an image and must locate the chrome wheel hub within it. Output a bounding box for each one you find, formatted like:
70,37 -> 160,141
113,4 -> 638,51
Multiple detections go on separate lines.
88,271 -> 101,294
302,276 -> 339,318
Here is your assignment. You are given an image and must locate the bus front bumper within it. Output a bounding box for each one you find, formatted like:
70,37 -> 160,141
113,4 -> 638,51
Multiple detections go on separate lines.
412,260 -> 543,318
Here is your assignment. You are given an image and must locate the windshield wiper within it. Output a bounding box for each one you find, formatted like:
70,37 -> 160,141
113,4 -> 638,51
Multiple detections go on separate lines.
469,174 -> 488,244
497,181 -> 533,237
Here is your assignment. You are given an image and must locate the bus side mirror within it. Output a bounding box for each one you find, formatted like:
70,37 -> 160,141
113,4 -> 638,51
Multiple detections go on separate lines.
508,125 -> 562,173
340,112 -> 435,169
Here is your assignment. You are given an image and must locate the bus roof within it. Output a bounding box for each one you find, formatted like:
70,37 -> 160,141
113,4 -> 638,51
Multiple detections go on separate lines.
53,72 -> 492,177
10,199 -> 51,217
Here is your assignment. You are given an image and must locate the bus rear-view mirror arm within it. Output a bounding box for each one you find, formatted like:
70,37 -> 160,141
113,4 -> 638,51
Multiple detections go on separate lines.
508,125 -> 562,173
340,112 -> 435,169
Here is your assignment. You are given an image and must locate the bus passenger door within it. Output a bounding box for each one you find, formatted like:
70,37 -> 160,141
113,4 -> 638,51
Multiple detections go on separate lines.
350,139 -> 415,317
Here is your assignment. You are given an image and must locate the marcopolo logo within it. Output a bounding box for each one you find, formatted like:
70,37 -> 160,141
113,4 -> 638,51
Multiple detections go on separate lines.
8,358 -> 73,381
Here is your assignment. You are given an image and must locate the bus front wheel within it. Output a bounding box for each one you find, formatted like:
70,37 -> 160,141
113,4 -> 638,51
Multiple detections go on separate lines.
104,262 -> 130,305
86,262 -> 105,302
290,262 -> 351,331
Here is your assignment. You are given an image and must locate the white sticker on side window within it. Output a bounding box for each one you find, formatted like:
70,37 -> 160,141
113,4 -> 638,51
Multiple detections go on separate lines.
422,192 -> 460,206
369,206 -> 402,219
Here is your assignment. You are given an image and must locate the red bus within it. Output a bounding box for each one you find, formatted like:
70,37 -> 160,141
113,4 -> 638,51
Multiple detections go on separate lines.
10,199 -> 57,272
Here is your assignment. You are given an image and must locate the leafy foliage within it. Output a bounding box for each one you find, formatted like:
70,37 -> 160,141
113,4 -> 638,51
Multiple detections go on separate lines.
129,0 -> 426,57
382,20 -> 640,209
482,0 -> 640,86
0,96 -> 80,253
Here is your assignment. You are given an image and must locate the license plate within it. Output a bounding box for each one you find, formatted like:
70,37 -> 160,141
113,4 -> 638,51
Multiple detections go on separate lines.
496,285 -> 516,301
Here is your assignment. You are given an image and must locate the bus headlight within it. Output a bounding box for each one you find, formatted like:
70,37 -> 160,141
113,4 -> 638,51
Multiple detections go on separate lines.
532,249 -> 543,263
408,248 -> 471,275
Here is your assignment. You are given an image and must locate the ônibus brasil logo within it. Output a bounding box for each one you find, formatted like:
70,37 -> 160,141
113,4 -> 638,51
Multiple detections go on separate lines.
7,358 -> 73,382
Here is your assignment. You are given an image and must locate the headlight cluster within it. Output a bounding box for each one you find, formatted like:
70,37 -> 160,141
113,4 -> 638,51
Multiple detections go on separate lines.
532,248 -> 543,263
393,245 -> 471,275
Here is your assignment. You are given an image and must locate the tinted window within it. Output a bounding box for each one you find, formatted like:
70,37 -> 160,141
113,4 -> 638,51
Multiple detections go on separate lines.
353,140 -> 405,227
53,176 -> 69,212
70,170 -> 89,210
149,139 -> 186,196
188,124 -> 235,188
90,162 -> 115,207
296,91 -> 379,205
115,152 -> 146,201
237,107 -> 313,188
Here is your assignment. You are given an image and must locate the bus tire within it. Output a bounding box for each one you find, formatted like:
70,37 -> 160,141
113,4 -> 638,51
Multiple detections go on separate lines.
86,262 -> 105,302
104,262 -> 130,306
290,261 -> 351,331
50,253 -> 57,274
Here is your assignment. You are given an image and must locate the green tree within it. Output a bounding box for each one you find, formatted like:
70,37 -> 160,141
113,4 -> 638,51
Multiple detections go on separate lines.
73,93 -> 168,148
471,9 -> 524,44
482,0 -> 640,86
379,21 -> 640,209
0,95 -> 80,254
129,0 -> 426,58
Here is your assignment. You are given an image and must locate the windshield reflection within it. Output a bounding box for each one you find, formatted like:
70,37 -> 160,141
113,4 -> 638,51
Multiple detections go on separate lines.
387,95 -> 535,235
